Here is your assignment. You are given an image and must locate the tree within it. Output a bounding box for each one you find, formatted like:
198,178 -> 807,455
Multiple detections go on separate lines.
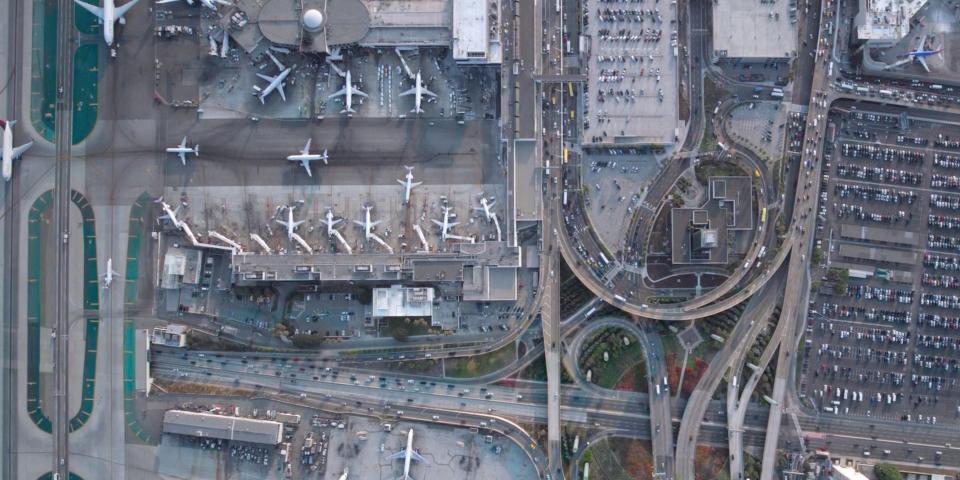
874,464 -> 903,480
392,326 -> 410,342
271,323 -> 289,338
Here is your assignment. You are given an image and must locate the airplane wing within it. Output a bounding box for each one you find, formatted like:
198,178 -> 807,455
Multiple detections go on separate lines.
431,219 -> 444,227
487,200 -> 496,207
115,0 -> 142,19
353,87 -> 368,98
178,136 -> 188,148
300,160 -> 313,177
370,220 -> 382,227
11,141 -> 33,159
276,219 -> 290,228
411,181 -> 422,187
155,0 -> 180,4
448,221 -> 459,228
919,56 -> 930,73
267,52 -> 285,71
399,87 -> 417,97
179,151 -> 187,165
329,87 -> 347,98
421,87 -> 437,98
73,0 -> 104,19
396,179 -> 406,185
293,220 -> 305,228
884,57 -> 912,70
256,72 -> 277,83
387,451 -> 406,461
353,220 -> 365,227
301,138 -> 312,155
277,83 -> 287,102
409,450 -> 427,463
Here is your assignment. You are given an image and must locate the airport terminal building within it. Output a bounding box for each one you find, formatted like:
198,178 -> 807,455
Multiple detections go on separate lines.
227,0 -> 502,63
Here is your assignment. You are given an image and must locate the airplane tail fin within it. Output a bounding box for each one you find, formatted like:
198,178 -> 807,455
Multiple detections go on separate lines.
341,108 -> 355,115
193,145 -> 200,156
411,107 -> 424,114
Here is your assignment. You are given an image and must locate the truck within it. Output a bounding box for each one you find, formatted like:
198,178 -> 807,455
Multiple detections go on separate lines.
770,89 -> 784,99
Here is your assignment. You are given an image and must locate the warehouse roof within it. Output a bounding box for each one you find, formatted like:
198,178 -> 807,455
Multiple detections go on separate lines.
163,410 -> 283,445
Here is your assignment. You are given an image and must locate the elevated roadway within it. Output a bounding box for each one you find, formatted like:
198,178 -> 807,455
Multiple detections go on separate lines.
673,267 -> 786,479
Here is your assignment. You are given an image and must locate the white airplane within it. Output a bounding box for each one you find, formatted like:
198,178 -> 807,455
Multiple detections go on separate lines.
102,258 -> 120,287
276,205 -> 305,242
73,0 -> 141,45
884,34 -> 943,72
399,71 -> 436,114
337,468 -> 349,480
1,120 -> 32,181
287,138 -> 327,177
255,51 -> 293,104
396,166 -> 422,204
328,70 -> 368,115
156,0 -> 231,11
431,206 -> 459,241
474,197 -> 496,221
387,429 -> 426,480
319,208 -> 342,236
166,136 -> 198,165
353,205 -> 382,239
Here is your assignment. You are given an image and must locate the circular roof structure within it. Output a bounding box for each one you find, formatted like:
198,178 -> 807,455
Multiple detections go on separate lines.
259,0 -> 370,53
303,9 -> 324,31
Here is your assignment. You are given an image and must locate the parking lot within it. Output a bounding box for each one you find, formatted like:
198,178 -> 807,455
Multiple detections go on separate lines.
582,0 -> 679,144
801,107 -> 960,461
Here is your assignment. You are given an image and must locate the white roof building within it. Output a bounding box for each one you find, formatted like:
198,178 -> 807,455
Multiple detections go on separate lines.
372,285 -> 435,319
854,0 -> 928,44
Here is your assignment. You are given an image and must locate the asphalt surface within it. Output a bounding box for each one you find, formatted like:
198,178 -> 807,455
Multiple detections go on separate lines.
52,0 -> 76,477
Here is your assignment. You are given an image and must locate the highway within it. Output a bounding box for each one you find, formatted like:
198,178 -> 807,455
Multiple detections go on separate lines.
636,323 -> 673,478
52,0 -> 76,477
148,349 -> 960,467
673,267 -> 786,479
758,0 -> 837,476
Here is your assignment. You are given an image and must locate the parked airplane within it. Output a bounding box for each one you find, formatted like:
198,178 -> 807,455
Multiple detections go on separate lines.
276,205 -> 305,242
328,70 -> 368,114
431,206 -> 459,241
396,166 -> 422,204
337,468 -> 349,480
287,138 -> 327,177
166,136 -> 198,165
102,258 -> 120,287
157,0 -> 231,11
387,429 -> 426,480
885,35 -> 942,72
399,71 -> 436,114
319,208 -> 342,236
255,51 -> 293,104
74,0 -> 141,45
474,197 -> 496,222
1,120 -> 32,181
353,205 -> 382,239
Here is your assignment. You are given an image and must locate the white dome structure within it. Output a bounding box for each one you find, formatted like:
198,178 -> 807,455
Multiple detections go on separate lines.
303,9 -> 324,31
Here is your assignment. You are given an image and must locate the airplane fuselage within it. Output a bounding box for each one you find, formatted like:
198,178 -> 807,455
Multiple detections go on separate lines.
103,0 -> 116,45
402,429 -> 414,480
285,209 -> 296,241
2,122 -> 14,181
104,259 -> 113,284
